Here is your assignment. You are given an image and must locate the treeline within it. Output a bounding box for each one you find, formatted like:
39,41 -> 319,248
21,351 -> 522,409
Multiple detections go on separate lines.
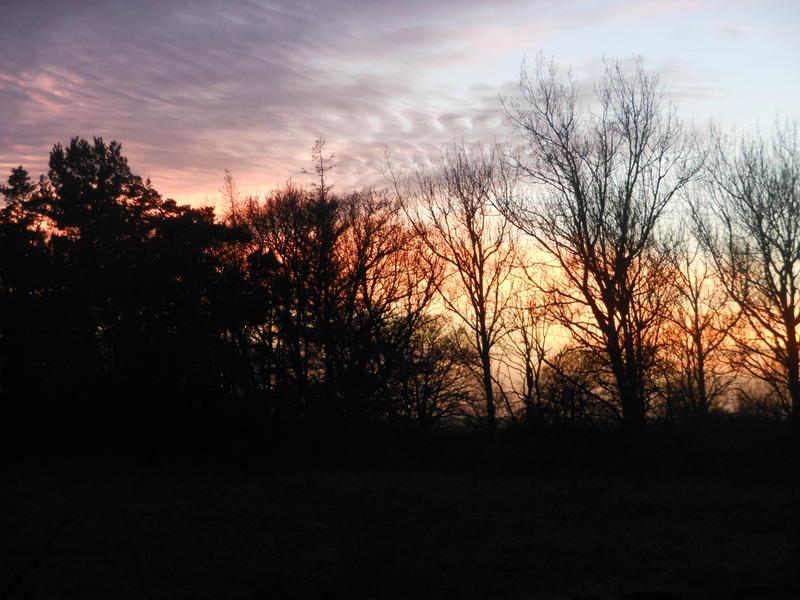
0,139 -> 470,445
1,58 -> 798,448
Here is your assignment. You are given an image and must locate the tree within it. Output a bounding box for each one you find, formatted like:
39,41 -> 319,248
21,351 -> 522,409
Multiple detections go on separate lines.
693,120 -> 800,425
495,291 -> 553,427
537,345 -> 611,425
0,166 -> 51,439
384,317 -> 470,431
336,189 -> 441,419
0,166 -> 36,216
239,182 -> 334,416
392,142 -> 519,431
220,168 -> 240,226
302,137 -> 336,199
2,137 -> 243,442
240,179 -> 440,424
501,57 -> 699,431
660,227 -> 738,422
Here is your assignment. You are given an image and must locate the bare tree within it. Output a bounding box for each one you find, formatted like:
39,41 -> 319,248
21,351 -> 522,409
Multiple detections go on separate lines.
693,120 -> 800,424
387,317 -> 473,430
334,188 -> 442,419
220,168 -> 240,226
660,227 -> 739,421
538,345 -> 614,425
302,137 -> 335,199
501,56 -> 700,431
495,290 -> 554,426
391,142 -> 519,431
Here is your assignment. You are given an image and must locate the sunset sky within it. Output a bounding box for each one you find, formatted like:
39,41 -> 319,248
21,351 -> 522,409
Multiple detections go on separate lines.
2,0 -> 798,206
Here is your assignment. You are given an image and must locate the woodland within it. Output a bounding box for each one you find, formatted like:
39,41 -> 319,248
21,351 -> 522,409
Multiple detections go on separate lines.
1,58 -> 798,600
2,59 -> 799,445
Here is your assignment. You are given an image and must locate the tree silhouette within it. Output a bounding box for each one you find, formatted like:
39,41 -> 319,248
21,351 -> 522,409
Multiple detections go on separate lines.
393,142 -> 520,432
1,138 -> 243,443
694,120 -> 800,425
0,166 -> 52,440
501,57 -> 700,431
237,177 -> 441,426
660,227 -> 738,422
496,293 -> 554,427
302,137 -> 336,199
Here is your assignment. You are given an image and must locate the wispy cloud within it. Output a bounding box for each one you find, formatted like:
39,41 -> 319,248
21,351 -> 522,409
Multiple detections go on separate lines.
0,0 -> 796,203
2,0 -> 538,201
720,25 -> 747,36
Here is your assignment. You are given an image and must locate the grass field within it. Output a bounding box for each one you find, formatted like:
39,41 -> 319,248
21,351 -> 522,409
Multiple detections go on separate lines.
2,441 -> 798,599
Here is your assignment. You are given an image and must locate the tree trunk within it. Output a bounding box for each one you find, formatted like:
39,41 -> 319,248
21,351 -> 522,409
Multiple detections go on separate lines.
607,326 -> 646,432
620,381 -> 645,432
785,320 -> 800,429
696,353 -> 709,421
480,345 -> 496,432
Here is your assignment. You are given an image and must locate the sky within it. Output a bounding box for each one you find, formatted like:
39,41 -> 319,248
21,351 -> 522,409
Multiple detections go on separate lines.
1,0 -> 798,206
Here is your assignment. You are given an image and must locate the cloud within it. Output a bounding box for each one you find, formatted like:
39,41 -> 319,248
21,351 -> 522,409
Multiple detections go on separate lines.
720,25 -> 747,36
1,0 -> 544,201
0,0 -> 795,203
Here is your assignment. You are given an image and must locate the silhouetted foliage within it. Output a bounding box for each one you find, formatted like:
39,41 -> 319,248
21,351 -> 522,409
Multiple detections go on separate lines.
231,181 -> 447,428
4,52 -> 800,600
1,138 -> 242,444
2,84 -> 797,453
0,167 -> 51,439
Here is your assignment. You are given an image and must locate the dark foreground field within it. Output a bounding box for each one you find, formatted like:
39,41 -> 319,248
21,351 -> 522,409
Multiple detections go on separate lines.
2,430 -> 799,599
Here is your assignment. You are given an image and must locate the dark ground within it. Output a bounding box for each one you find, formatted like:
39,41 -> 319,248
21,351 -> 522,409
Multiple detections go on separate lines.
2,427 -> 799,599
